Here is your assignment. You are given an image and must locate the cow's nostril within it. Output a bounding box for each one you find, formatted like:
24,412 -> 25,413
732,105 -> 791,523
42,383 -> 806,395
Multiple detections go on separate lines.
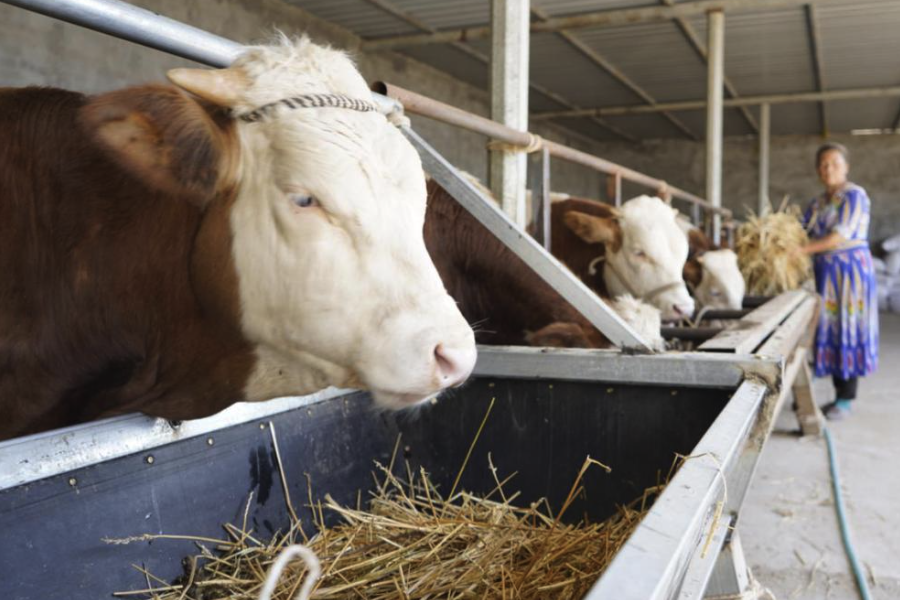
434,343 -> 477,388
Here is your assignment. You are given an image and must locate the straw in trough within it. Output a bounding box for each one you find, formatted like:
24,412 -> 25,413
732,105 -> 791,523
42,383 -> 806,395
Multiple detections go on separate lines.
111,402 -> 671,600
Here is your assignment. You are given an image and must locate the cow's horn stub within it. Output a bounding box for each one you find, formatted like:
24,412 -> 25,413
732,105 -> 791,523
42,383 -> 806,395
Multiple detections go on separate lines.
167,68 -> 248,107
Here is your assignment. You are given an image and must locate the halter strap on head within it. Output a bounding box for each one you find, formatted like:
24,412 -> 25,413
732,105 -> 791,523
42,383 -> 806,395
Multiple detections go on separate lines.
598,255 -> 687,305
237,93 -> 378,123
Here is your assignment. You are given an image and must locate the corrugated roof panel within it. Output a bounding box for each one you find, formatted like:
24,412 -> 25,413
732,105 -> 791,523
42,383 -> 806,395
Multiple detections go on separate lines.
527,32 -> 646,108
601,113 -> 688,139
387,0 -> 489,30
288,0 -> 419,38
770,103 -> 820,136
573,21 -> 708,103
827,97 -> 899,132
401,45 -> 489,90
532,0 -> 658,16
674,108 -> 756,139
686,8 -> 816,97
817,0 -> 900,89
555,117 -> 622,142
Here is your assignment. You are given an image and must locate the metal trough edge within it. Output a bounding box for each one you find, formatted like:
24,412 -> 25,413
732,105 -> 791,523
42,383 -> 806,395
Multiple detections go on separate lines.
586,379 -> 770,599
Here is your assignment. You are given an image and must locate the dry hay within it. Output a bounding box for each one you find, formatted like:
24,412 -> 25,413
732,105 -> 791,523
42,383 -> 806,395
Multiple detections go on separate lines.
736,198 -> 812,295
111,404 -> 667,600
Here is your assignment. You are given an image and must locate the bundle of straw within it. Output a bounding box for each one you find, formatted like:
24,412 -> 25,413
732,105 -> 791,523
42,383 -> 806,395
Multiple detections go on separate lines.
112,402 -> 674,600
113,456 -> 661,600
736,198 -> 812,295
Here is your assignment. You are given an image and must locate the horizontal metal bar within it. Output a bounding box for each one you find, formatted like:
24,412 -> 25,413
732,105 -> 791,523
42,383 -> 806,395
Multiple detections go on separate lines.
375,82 -> 729,217
587,379 -> 769,599
661,326 -> 724,342
700,308 -> 752,320
405,128 -> 651,349
756,295 -> 819,359
0,0 -> 411,120
699,291 -> 808,354
362,0 -> 827,50
473,346 -> 781,389
0,0 -> 242,66
532,85 -> 900,119
0,388 -> 351,490
677,516 -> 734,599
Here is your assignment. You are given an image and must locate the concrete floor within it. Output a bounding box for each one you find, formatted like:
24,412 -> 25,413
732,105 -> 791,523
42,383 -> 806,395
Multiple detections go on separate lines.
740,312 -> 900,599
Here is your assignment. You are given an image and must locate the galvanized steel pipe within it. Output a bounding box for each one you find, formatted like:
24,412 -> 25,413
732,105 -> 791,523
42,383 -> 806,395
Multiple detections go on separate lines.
373,81 -> 731,218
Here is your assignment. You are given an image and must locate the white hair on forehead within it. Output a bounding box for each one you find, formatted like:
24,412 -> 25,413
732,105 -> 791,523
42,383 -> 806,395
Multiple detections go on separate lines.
619,195 -> 676,222
232,34 -> 372,110
618,195 -> 687,256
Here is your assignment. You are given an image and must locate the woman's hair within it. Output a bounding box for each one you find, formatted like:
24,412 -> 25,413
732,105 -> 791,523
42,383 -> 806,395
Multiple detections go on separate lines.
815,142 -> 849,167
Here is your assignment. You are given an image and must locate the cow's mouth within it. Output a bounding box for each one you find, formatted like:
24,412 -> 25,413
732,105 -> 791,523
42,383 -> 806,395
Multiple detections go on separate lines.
370,389 -> 440,410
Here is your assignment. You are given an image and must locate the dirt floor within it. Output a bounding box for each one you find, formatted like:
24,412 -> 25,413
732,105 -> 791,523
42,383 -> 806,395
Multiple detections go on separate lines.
740,312 -> 900,599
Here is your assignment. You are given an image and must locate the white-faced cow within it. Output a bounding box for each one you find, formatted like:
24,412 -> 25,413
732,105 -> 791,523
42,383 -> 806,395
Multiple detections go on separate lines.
552,196 -> 695,322
0,37 -> 476,440
677,218 -> 746,311
426,179 -> 664,351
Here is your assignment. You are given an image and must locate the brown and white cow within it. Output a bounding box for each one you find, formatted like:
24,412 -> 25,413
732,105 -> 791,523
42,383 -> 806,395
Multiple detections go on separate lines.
423,180 -> 664,350
678,219 -> 746,311
0,38 -> 476,440
551,196 -> 695,322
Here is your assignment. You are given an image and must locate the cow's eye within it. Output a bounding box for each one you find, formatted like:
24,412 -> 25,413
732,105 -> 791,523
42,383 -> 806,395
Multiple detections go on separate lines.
290,194 -> 318,208
710,289 -> 722,297
632,249 -> 646,258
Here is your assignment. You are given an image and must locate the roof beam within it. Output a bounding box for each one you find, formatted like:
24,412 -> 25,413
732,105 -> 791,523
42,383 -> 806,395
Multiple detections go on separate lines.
531,85 -> 900,119
358,0 -> 637,142
362,0 -> 829,51
661,0 -> 758,133
804,4 -> 829,136
531,7 -> 699,141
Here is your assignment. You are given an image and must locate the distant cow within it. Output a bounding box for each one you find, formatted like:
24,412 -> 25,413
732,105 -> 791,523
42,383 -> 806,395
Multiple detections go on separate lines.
423,180 -> 664,350
0,38 -> 476,440
551,196 -> 695,322
678,220 -> 746,311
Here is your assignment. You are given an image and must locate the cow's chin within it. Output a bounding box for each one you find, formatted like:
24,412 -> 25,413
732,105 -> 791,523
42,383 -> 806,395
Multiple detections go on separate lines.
369,389 -> 440,410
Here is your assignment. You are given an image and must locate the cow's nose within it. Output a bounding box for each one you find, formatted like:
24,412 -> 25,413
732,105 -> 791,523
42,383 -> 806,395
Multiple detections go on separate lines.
434,343 -> 477,388
672,302 -> 695,318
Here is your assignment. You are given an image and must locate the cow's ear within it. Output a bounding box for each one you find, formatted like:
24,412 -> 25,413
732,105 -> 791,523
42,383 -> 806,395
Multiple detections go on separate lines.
563,211 -> 621,247
80,84 -> 237,204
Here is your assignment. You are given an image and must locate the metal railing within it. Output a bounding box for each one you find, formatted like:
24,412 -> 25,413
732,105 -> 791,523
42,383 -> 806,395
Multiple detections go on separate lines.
374,81 -> 731,216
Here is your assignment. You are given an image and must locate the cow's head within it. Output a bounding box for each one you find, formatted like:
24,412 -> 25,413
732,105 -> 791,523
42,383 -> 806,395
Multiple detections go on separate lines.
694,250 -> 745,310
81,37 -> 476,409
563,195 -> 694,321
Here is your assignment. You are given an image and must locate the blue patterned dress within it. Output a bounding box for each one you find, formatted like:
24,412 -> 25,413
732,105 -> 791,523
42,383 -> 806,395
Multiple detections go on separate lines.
802,184 -> 879,379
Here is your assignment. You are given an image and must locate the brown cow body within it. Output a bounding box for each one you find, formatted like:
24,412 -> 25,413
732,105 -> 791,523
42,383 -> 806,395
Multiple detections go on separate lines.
424,180 -> 607,349
0,87 -> 255,438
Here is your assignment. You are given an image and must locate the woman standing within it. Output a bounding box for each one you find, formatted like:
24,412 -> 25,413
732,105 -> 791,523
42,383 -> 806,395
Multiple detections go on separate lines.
800,142 -> 879,420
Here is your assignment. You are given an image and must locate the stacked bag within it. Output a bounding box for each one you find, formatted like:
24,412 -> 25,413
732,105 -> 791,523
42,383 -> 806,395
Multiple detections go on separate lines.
876,233 -> 900,312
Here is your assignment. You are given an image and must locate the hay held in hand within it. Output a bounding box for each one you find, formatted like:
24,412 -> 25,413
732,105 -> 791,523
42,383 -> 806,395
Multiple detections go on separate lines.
736,199 -> 812,295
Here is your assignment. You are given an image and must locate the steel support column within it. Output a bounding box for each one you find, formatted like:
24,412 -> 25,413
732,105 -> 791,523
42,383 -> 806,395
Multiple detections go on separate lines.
706,9 -> 725,245
758,103 -> 771,216
489,0 -> 530,228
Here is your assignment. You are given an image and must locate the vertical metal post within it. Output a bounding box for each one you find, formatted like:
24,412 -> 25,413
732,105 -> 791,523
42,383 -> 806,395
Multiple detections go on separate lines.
758,102 -> 771,216
489,0 -> 530,228
529,146 -> 552,250
692,203 -> 701,227
706,9 -> 725,246
606,171 -> 623,207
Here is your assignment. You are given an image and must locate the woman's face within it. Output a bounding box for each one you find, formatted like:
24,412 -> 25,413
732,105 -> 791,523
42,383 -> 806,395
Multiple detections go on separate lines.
817,149 -> 849,190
